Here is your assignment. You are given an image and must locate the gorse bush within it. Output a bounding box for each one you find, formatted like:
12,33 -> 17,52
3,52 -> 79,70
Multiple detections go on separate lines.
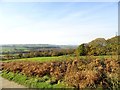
1,57 -> 120,89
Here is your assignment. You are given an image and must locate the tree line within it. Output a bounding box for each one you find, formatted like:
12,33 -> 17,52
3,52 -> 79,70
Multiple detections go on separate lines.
2,49 -> 75,60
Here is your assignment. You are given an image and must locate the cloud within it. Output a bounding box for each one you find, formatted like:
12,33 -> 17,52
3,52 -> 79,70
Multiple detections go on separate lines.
0,2 -> 117,45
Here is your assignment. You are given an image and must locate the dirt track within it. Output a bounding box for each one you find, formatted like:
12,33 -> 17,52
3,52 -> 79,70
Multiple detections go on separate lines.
0,76 -> 27,89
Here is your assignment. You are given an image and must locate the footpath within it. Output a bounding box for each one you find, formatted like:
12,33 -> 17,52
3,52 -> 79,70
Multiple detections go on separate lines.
0,76 -> 27,89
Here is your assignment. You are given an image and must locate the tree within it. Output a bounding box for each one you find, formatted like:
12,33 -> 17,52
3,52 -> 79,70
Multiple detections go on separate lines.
77,44 -> 87,56
18,53 -> 23,58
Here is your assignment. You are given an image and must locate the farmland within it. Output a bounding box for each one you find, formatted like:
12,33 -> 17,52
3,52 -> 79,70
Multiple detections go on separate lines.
0,36 -> 120,89
1,55 -> 118,63
2,56 -> 66,62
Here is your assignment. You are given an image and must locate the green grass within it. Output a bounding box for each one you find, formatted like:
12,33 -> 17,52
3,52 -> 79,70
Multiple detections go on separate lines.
2,55 -> 118,63
1,70 -> 69,88
2,55 -> 74,62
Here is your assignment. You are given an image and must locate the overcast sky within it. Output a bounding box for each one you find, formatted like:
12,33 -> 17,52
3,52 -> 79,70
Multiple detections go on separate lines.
0,2 -> 118,45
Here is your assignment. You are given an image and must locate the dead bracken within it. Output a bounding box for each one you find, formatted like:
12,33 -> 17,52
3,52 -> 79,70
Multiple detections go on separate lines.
2,58 -> 120,89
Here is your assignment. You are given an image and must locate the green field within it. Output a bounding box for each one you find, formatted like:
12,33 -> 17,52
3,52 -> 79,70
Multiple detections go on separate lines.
1,55 -> 118,63
1,55 -> 72,62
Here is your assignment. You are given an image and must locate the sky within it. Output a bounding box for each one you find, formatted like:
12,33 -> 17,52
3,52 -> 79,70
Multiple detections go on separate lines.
0,2 -> 118,45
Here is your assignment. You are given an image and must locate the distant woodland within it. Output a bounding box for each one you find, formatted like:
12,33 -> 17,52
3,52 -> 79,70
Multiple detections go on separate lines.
1,36 -> 119,60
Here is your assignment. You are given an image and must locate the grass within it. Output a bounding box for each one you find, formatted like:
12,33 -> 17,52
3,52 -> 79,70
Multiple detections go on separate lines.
2,55 -> 118,63
1,70 -> 69,88
1,55 -> 75,63
1,56 -> 64,62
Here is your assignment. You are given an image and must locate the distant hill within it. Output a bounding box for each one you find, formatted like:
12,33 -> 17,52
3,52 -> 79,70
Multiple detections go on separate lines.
0,44 -> 77,53
88,35 -> 119,46
89,38 -> 107,47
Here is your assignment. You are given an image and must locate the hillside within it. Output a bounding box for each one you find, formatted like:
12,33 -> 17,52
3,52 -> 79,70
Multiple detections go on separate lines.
77,35 -> 120,56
